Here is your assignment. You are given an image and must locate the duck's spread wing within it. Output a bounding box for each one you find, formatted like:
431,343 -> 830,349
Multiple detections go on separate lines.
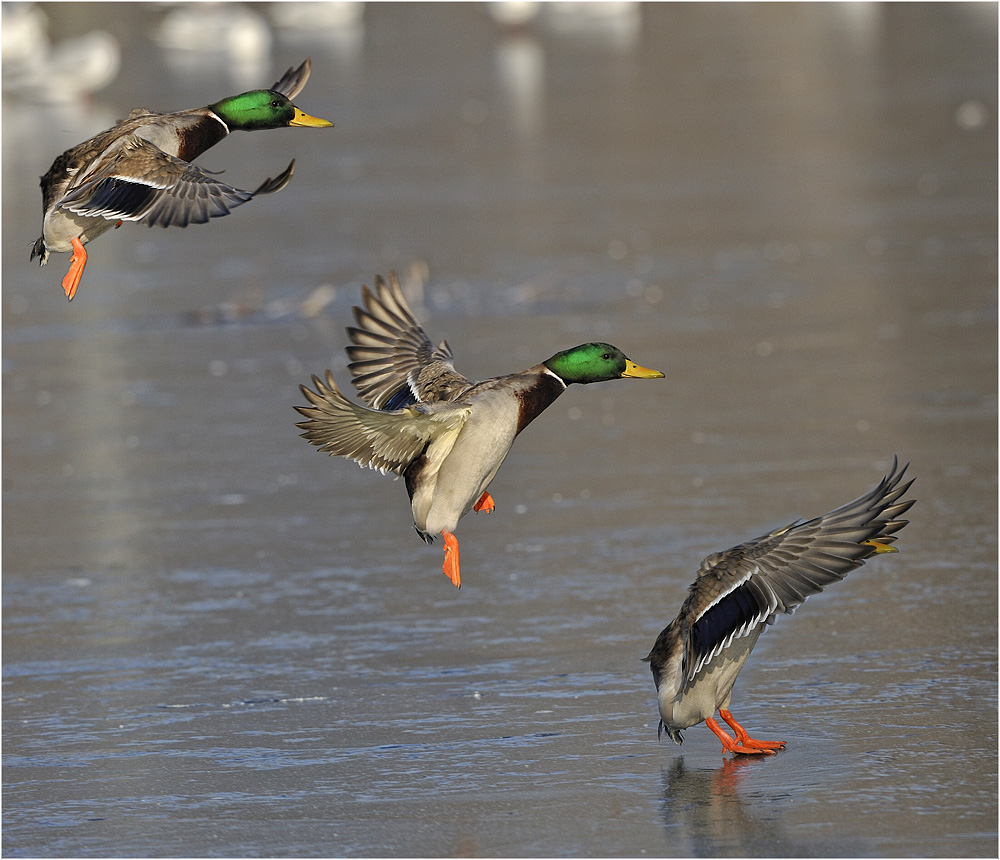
345,272 -> 472,410
681,458 -> 915,681
295,369 -> 470,474
271,58 -> 311,100
56,136 -> 294,228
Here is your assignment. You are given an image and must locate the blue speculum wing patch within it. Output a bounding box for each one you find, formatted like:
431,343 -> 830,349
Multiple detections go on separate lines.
690,583 -> 761,664
383,387 -> 418,411
74,177 -> 157,218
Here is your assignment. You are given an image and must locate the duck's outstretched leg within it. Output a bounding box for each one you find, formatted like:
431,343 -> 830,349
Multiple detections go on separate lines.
62,237 -> 87,301
441,530 -> 461,588
718,709 -> 786,753
473,491 -> 495,514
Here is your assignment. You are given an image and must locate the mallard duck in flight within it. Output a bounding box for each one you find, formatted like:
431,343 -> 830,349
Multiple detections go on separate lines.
645,457 -> 915,755
295,272 -> 664,588
31,58 -> 333,300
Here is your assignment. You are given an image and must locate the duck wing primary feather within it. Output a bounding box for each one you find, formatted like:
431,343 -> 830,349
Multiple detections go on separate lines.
271,57 -> 312,100
57,136 -> 294,228
345,271 -> 473,410
673,457 -> 915,682
295,369 -> 471,475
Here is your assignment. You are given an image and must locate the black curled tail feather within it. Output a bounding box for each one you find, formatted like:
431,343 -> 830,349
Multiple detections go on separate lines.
30,237 -> 47,264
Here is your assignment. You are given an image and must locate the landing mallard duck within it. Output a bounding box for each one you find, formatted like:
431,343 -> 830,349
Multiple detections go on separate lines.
31,58 -> 332,300
645,458 -> 914,755
295,272 -> 664,588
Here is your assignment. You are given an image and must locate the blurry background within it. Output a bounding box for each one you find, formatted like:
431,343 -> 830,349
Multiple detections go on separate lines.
3,3 -> 996,857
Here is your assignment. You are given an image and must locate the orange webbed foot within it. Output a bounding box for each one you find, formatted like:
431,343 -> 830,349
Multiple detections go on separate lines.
61,237 -> 87,301
441,530 -> 461,588
473,490 -> 495,514
706,717 -> 777,756
717,709 -> 786,754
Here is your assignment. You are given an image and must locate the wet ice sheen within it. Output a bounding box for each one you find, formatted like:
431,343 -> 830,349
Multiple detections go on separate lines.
3,3 -> 996,858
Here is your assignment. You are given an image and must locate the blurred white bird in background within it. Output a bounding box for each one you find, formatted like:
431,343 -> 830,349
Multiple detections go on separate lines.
268,3 -> 366,75
154,2 -> 273,90
2,3 -> 120,104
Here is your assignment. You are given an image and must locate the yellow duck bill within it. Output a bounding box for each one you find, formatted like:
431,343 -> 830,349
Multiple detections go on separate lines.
290,108 -> 334,127
622,360 -> 665,379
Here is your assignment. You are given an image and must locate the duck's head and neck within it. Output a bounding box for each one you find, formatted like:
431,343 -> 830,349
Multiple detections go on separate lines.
210,89 -> 334,132
543,343 -> 664,385
514,343 -> 663,435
